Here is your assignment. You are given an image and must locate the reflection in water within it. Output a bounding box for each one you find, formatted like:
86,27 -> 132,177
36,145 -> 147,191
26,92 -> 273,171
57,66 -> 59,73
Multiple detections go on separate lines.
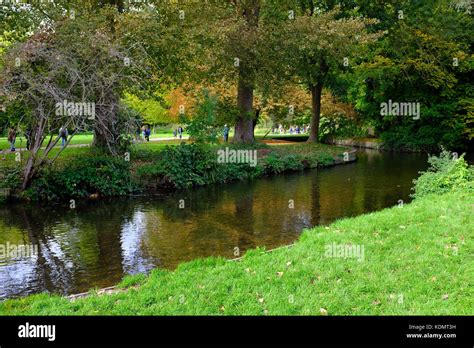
0,149 -> 429,299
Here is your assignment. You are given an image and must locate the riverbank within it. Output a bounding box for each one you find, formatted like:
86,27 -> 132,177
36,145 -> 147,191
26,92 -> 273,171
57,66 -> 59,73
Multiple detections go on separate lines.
325,137 -> 385,150
0,142 -> 354,203
0,189 -> 471,315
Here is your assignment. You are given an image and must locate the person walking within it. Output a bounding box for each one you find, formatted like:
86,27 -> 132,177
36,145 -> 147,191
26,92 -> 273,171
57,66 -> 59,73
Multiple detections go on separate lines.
144,127 -> 151,142
8,128 -> 16,152
25,128 -> 32,150
136,127 -> 142,142
223,124 -> 230,143
177,126 -> 183,139
59,126 -> 68,148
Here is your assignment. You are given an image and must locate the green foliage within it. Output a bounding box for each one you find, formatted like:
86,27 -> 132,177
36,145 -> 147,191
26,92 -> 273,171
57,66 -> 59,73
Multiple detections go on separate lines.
183,90 -> 223,144
264,153 -> 304,174
160,143 -> 219,188
123,92 -> 169,125
345,0 -> 473,150
381,120 -> 465,152
0,166 -> 22,192
319,115 -> 366,142
141,142 -> 340,189
24,156 -> 135,201
0,166 -> 21,203
263,149 -> 335,174
412,149 -> 474,198
154,143 -> 263,189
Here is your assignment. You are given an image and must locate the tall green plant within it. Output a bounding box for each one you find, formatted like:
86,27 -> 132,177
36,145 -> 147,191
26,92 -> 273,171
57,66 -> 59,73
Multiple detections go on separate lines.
184,90 -> 223,144
412,149 -> 473,198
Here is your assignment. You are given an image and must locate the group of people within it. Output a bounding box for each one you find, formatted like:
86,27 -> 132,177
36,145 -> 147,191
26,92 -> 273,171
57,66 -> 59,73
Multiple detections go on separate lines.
136,125 -> 188,142
172,126 -> 184,139
2,123 -> 301,155
272,124 -> 310,134
135,126 -> 152,142
3,126 -> 69,154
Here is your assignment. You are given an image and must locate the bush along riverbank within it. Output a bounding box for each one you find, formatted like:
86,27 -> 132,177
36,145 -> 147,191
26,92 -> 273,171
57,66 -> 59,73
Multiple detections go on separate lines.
0,151 -> 471,315
0,142 -> 354,202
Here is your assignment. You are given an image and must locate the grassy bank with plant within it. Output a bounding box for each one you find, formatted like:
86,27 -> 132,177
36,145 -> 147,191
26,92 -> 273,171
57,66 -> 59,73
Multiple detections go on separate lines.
0,151 -> 472,315
0,141 -> 349,202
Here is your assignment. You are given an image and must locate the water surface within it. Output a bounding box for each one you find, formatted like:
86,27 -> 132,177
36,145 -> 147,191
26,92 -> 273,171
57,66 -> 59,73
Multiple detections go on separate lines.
0,149 -> 429,299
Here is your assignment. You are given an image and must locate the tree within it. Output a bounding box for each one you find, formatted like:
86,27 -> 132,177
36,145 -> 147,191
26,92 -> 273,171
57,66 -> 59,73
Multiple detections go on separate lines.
346,0 -> 474,150
284,5 -> 382,142
0,9 -> 145,189
178,0 -> 291,144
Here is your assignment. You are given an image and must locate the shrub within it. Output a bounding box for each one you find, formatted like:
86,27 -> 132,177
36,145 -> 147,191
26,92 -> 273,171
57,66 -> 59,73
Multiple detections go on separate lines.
0,166 -> 22,191
314,153 -> 335,167
319,115 -> 366,142
264,153 -> 304,174
159,143 -> 219,188
136,143 -> 264,189
181,90 -> 222,144
24,155 -> 135,201
411,149 -> 474,198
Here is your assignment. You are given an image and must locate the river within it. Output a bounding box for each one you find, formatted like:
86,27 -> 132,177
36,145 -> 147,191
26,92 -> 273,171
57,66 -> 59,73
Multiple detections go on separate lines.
0,149 -> 430,299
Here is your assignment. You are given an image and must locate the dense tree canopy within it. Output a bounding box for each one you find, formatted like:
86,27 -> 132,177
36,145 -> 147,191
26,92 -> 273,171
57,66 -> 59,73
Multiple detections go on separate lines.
0,0 -> 472,157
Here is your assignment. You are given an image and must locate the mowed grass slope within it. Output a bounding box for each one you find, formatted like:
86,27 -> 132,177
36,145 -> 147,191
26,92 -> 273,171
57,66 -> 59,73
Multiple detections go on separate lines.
0,190 -> 472,315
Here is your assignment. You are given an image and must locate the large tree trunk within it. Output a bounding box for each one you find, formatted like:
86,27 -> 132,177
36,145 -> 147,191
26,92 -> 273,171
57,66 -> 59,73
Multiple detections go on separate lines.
21,116 -> 47,190
91,94 -> 121,155
234,78 -> 255,144
307,82 -> 323,143
233,0 -> 260,145
92,129 -> 109,149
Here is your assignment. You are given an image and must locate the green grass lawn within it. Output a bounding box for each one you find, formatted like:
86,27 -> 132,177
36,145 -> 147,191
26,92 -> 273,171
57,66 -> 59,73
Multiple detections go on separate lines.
0,134 -> 94,150
0,190 -> 471,315
0,137 -> 344,168
0,132 -> 188,151
0,138 -> 187,167
0,128 -> 305,154
0,128 -> 305,150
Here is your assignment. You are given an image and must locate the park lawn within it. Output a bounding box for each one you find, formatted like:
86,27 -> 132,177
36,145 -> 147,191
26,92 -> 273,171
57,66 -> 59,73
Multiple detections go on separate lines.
0,132 -> 186,151
0,189 -> 471,315
0,146 -> 92,168
132,139 -> 189,152
0,139 -> 187,168
0,134 -> 94,150
0,128 -> 304,153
